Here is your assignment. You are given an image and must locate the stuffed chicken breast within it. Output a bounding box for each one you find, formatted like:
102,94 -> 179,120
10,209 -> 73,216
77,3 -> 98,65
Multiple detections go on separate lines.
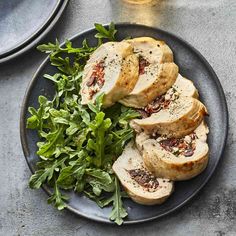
131,95 -> 207,138
130,73 -> 205,137
136,122 -> 209,181
119,37 -> 178,108
113,142 -> 174,205
81,41 -> 139,107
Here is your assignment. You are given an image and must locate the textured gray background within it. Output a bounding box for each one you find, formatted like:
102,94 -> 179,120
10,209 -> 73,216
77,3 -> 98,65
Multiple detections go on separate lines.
0,0 -> 236,235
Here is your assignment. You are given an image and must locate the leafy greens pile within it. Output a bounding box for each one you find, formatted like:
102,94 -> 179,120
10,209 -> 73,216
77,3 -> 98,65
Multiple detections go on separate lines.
27,22 -> 140,225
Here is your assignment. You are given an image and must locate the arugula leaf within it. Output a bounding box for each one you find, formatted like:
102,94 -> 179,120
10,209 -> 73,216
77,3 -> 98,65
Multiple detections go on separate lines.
56,166 -> 76,190
86,169 -> 112,183
104,103 -> 140,129
77,105 -> 90,125
66,39 -> 96,56
38,39 -> 95,75
37,38 -> 96,56
87,112 -> 112,167
47,182 -> 69,210
87,93 -> 104,113
109,177 -> 128,225
83,190 -> 105,207
27,96 -> 52,132
86,176 -> 127,224
86,169 -> 114,195
29,169 -> 53,189
37,126 -> 65,159
108,129 -> 134,157
44,72 -> 83,99
50,56 -> 76,75
94,22 -> 117,41
73,128 -> 89,149
37,39 -> 61,53
119,106 -> 141,128
29,157 -> 66,189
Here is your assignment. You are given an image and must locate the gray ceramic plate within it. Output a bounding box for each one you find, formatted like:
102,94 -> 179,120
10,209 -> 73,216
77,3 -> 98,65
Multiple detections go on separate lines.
0,0 -> 69,63
20,24 -> 228,224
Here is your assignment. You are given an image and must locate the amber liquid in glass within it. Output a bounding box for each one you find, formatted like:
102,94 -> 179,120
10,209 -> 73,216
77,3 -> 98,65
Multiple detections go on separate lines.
123,0 -> 155,4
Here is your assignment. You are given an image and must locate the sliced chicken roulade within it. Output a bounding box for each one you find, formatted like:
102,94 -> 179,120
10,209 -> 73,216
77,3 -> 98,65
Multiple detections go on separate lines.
119,37 -> 179,108
171,74 -> 199,99
113,142 -> 174,205
81,41 -> 139,108
136,122 -> 209,181
127,37 -> 174,63
131,94 -> 207,138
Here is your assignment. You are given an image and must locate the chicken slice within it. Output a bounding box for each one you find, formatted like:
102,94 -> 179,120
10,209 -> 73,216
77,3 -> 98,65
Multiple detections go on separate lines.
119,37 -> 178,108
113,142 -> 174,205
131,94 -> 207,138
81,41 -> 139,108
136,122 -> 209,181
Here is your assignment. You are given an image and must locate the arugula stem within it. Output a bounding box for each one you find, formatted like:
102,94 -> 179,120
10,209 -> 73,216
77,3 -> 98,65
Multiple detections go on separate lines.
97,129 -> 104,168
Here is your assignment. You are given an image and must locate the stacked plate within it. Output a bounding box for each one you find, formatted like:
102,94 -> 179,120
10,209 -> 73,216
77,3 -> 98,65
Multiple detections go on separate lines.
0,0 -> 69,63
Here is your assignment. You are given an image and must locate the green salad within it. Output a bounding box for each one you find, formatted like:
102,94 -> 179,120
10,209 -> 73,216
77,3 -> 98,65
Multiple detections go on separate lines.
27,22 -> 140,225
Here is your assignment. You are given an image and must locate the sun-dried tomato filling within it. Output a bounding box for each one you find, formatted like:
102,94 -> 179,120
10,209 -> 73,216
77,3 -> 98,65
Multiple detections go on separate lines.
86,61 -> 105,98
139,57 -> 150,75
158,133 -> 197,157
137,88 -> 180,118
127,168 -> 159,191
137,88 -> 179,118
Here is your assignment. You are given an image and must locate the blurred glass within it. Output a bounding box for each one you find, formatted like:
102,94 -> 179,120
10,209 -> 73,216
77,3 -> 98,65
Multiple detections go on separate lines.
122,0 -> 157,4
115,0 -> 162,26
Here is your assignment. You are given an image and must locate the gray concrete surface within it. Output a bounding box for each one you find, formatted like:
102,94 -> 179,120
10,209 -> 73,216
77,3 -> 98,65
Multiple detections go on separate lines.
0,0 -> 235,235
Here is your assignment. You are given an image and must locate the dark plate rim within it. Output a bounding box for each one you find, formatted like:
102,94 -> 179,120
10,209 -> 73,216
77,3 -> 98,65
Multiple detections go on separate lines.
20,23 -> 229,225
0,0 -> 69,64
